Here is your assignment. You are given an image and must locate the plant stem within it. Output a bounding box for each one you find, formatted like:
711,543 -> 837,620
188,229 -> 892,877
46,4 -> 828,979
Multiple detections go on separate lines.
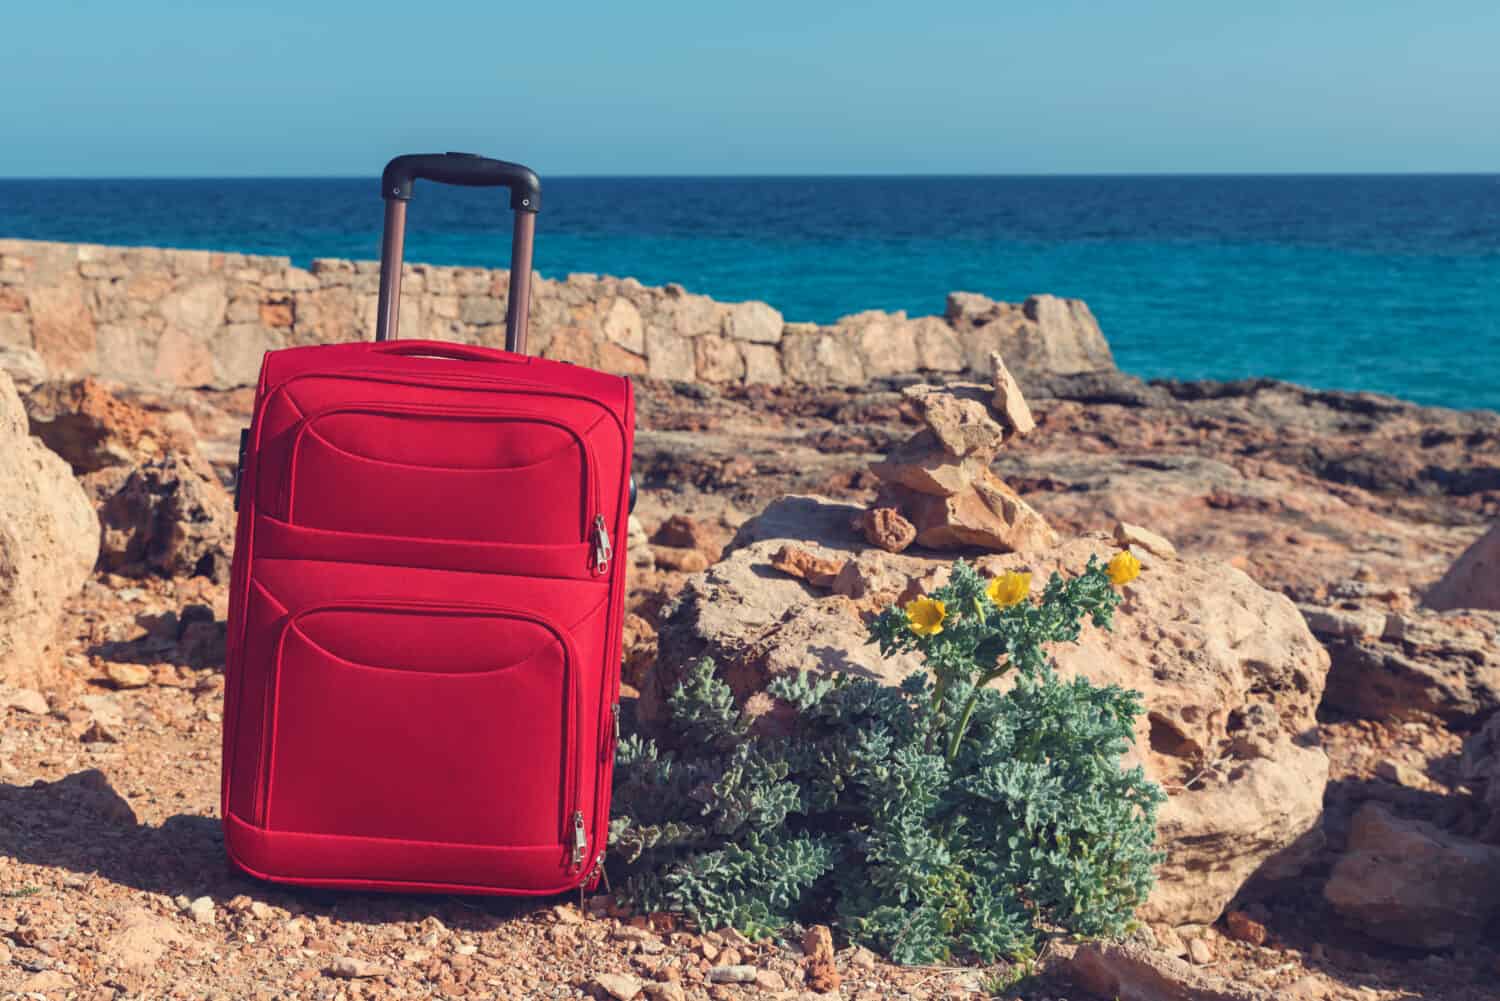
927,675 -> 948,755
945,669 -> 1002,765
945,691 -> 977,764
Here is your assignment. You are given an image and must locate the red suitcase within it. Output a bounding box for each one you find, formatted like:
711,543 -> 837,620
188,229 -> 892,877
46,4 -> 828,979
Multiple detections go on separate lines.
220,154 -> 633,895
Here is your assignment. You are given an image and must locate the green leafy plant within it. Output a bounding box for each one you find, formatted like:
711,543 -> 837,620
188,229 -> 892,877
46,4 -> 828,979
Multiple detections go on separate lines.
610,554 -> 1164,964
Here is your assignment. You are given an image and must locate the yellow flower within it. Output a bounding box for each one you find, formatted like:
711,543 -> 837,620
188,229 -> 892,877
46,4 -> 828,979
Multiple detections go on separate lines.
986,571 -> 1031,609
1108,550 -> 1142,587
905,597 -> 947,637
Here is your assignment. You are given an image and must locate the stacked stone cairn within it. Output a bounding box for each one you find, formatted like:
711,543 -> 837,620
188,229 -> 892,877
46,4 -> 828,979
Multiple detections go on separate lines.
862,352 -> 1055,554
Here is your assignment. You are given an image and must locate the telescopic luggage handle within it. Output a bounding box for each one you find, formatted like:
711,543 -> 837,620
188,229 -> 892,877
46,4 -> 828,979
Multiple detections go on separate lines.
374,152 -> 542,353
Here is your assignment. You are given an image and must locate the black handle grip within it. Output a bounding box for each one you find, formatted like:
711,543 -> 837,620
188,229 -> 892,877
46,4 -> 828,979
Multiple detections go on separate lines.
381,152 -> 541,212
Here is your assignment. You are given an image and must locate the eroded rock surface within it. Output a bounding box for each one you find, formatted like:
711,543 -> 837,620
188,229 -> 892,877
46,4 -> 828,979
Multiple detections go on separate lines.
97,451 -> 234,582
0,370 -> 99,689
1311,602 -> 1500,724
1425,522 -> 1500,611
1323,801 -> 1500,949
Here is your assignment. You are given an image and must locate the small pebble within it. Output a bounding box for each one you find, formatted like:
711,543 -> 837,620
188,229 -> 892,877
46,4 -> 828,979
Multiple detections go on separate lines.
185,897 -> 214,925
707,965 -> 757,984
326,956 -> 389,979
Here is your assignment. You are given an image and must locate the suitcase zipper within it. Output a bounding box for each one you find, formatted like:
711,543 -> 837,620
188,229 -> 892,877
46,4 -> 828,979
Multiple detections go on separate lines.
591,515 -> 613,576
571,810 -> 588,870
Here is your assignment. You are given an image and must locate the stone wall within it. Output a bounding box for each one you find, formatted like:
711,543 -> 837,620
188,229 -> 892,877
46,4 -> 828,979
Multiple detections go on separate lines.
0,238 -> 1115,391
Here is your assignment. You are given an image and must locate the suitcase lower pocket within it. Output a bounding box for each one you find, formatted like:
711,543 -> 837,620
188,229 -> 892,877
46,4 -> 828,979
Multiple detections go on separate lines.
262,601 -> 581,852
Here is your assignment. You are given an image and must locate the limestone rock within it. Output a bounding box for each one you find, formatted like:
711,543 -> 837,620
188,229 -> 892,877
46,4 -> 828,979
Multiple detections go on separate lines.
0,369 -> 99,689
651,514 -> 715,553
649,496 -> 1330,926
597,340 -> 647,376
869,433 -> 986,497
29,281 -> 97,374
1,685 -> 49,714
1299,604 -> 1386,641
105,663 -> 153,689
830,553 -> 912,608
24,378 -> 182,473
1323,801 -> 1500,949
1460,713 -> 1500,836
601,297 -> 645,354
841,310 -> 920,378
1114,521 -> 1178,558
706,965 -> 756,984
326,956 -> 390,979
740,342 -> 784,386
946,291 -> 1115,376
892,470 -> 1058,552
1021,294 -> 1116,372
102,907 -> 187,973
645,328 -> 695,382
859,507 -> 916,553
989,351 -> 1035,436
1316,605 -> 1500,724
627,514 -> 654,572
97,449 -> 235,582
158,279 -> 227,332
651,545 -> 709,573
723,300 -> 783,344
911,315 -> 966,373
780,328 -> 866,386
909,388 -> 1005,458
1058,940 -> 1274,1001
621,613 -> 658,688
0,344 -> 48,388
694,335 -> 745,383
185,896 -> 215,925
591,972 -> 642,1000
1425,522 -> 1500,611
769,544 -> 844,588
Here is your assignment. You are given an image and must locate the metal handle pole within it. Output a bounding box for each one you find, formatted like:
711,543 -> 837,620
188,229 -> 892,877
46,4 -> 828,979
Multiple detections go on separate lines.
505,211 -> 535,354
374,199 -> 408,342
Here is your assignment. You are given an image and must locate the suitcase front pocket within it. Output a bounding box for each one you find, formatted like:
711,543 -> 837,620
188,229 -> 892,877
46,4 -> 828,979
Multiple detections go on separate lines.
263,601 -> 583,853
280,405 -> 601,549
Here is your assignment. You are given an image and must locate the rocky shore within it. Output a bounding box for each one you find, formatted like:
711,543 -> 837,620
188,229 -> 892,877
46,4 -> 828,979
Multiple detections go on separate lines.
1,241 -> 1499,1000
0,238 -> 1110,392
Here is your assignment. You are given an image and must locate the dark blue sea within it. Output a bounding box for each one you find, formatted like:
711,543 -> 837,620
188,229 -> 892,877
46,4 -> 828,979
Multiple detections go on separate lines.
2,175 -> 1497,411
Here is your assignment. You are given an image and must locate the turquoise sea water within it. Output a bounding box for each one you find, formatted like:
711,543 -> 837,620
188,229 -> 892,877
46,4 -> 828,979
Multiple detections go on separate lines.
1,175 -> 1496,411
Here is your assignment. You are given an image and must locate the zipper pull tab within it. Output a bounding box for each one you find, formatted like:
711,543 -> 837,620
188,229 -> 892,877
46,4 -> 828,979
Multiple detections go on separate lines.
586,852 -> 609,893
612,703 -> 621,743
592,515 -> 612,575
572,810 -> 588,869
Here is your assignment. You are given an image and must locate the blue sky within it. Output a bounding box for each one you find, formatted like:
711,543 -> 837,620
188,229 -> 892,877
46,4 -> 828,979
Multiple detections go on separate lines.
2,1 -> 1497,176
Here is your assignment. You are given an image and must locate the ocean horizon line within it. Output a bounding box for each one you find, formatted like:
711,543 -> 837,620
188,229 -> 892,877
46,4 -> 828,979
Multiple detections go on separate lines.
3,171 -> 1499,183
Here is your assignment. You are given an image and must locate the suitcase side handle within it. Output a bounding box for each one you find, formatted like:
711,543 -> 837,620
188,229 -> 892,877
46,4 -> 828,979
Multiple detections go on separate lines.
374,153 -> 541,354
